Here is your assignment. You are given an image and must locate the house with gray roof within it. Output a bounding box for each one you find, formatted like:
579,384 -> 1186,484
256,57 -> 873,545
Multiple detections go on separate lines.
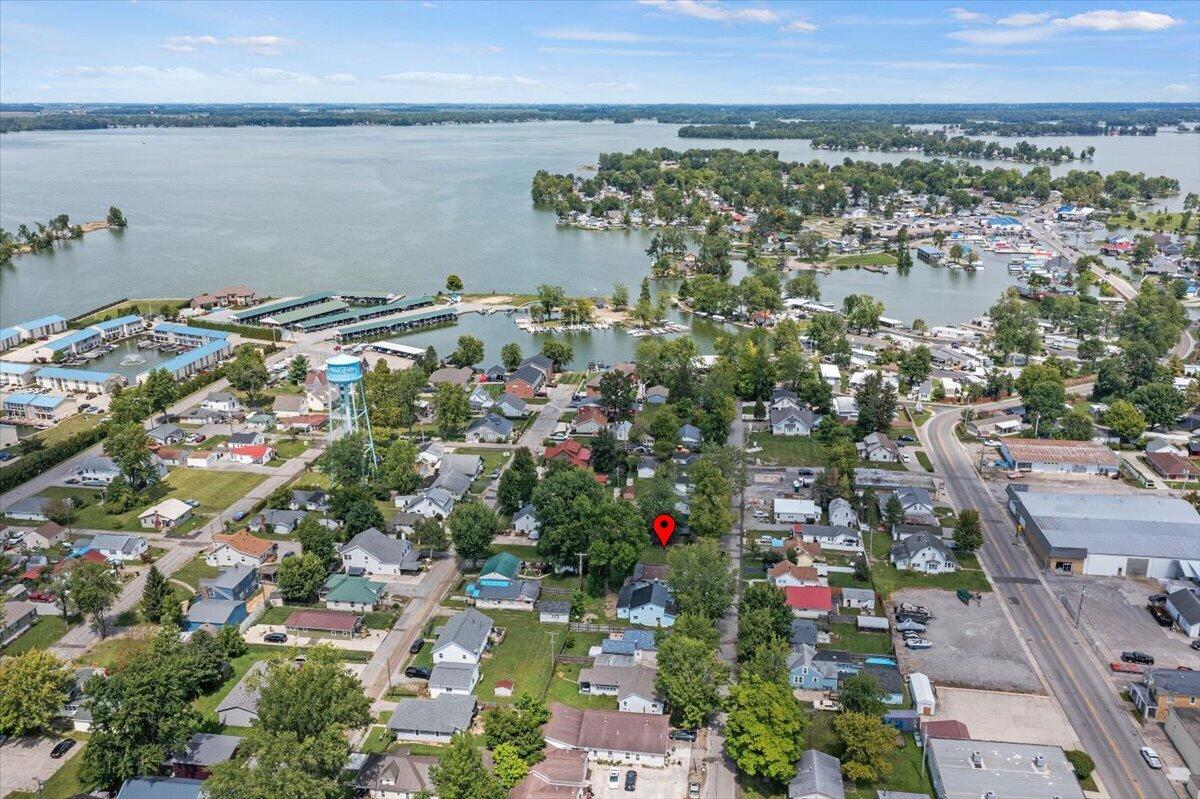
289,489 -> 329,512
512,502 -> 540,537
216,661 -> 266,727
789,749 -> 845,799
169,733 -> 243,779
474,579 -> 541,610
890,532 -> 957,574
771,407 -> 817,437
432,469 -> 474,499
356,749 -> 438,798
493,392 -> 529,418
616,581 -> 677,628
387,695 -> 477,743
147,423 -> 186,446
678,423 -> 703,450
199,565 -> 259,602
1166,588 -> 1200,637
790,618 -> 820,647
116,777 -> 206,799
858,432 -> 900,463
926,738 -> 1083,799
428,662 -> 480,697
433,607 -> 494,664
440,452 -> 483,478
89,532 -> 149,562
827,497 -> 858,529
403,487 -> 456,519
247,508 -> 309,535
840,587 -> 877,612
877,487 -> 935,522
340,527 -> 420,576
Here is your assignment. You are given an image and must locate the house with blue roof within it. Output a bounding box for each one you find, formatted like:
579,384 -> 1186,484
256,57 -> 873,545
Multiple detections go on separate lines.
89,314 -> 145,340
1,392 -> 75,422
142,337 -> 233,383
13,314 -> 67,340
33,328 -> 102,360
33,366 -> 125,394
199,565 -> 260,602
184,598 -> 248,632
0,360 -> 39,387
151,321 -> 230,345
0,329 -> 21,353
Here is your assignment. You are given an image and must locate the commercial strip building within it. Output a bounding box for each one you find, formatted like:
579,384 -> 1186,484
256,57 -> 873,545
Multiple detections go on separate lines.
926,737 -> 1084,799
998,438 -> 1119,475
1005,486 -> 1200,578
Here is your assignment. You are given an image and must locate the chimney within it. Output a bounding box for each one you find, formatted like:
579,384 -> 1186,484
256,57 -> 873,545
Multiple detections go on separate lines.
1034,753 -> 1046,769
971,751 -> 983,767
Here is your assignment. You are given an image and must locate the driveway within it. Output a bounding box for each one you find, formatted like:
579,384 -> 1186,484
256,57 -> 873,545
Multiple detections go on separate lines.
0,736 -> 80,796
517,383 -> 576,454
587,742 -> 695,799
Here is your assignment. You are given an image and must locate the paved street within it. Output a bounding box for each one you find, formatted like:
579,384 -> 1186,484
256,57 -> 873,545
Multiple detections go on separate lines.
923,401 -> 1175,799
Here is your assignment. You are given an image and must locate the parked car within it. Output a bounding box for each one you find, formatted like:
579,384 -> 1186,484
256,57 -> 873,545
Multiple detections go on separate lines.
624,771 -> 637,792
0,452 -> 14,462
1006,471 -> 1023,480
28,591 -> 55,603
1110,661 -> 1144,674
608,770 -> 620,790
50,739 -> 76,759
263,631 -> 288,644
1191,640 -> 1200,652
689,782 -> 701,799
1148,605 -> 1174,627
752,510 -> 768,519
491,468 -> 500,479
1140,747 -> 1163,769
1148,593 -> 1167,604
813,699 -> 843,712
1121,651 -> 1155,665
905,638 -> 933,649
983,438 -> 1001,447
898,435 -> 917,444
405,666 -> 431,680
409,639 -> 425,654
669,729 -> 697,741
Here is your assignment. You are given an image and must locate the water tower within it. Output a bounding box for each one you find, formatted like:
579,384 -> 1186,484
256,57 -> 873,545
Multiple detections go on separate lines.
325,354 -> 378,477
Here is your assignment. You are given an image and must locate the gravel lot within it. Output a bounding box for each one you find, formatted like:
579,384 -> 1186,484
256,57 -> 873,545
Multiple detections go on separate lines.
892,587 -> 1042,694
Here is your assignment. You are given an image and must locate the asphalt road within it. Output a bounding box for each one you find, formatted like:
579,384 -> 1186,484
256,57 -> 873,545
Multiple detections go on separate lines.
923,403 -> 1176,799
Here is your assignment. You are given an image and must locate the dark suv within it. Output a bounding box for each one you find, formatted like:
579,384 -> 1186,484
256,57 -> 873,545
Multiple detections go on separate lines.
1121,651 -> 1155,665
624,771 -> 637,792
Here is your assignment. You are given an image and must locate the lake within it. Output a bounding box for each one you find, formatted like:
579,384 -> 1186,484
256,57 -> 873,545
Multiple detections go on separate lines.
2,121 -> 1194,348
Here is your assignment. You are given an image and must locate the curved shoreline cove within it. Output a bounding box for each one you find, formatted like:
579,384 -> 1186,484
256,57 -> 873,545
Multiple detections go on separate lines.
2,122 -> 1197,329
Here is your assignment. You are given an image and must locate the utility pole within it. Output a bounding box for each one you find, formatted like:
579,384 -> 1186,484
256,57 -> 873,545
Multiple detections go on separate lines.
1075,587 -> 1086,630
575,552 -> 587,591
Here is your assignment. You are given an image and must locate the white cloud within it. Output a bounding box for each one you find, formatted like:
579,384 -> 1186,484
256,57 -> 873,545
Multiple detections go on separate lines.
377,71 -> 541,88
158,34 -> 295,56
323,73 -> 358,84
638,0 -> 778,24
1164,83 -> 1194,94
538,45 -> 716,57
948,26 -> 1055,45
997,12 -> 1053,26
783,20 -> 817,33
63,65 -> 205,80
1052,10 -> 1180,31
947,7 -> 988,23
538,27 -> 658,42
484,45 -> 504,53
230,67 -> 317,84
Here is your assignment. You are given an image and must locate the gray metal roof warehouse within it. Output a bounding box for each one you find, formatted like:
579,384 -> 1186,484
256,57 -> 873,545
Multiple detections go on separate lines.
1006,486 -> 1200,562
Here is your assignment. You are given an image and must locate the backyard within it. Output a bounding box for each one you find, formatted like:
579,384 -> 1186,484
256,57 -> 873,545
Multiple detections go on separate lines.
2,615 -> 73,655
748,433 -> 907,471
868,534 -> 991,598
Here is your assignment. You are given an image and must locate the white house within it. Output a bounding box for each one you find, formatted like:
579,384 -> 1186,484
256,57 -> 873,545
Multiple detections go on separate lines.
770,407 -> 816,437
186,450 -> 219,468
833,395 -> 859,422
432,608 -> 493,665
773,497 -> 820,524
890,532 -> 958,574
857,432 -> 899,463
89,533 -> 149,562
819,363 -> 841,388
827,497 -> 858,529
138,499 -> 194,531
201,391 -> 241,414
206,531 -> 276,568
339,528 -> 421,576
228,444 -> 274,465
512,503 -> 541,537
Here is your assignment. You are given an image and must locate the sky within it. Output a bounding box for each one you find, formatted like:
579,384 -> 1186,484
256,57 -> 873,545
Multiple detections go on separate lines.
1,0 -> 1198,104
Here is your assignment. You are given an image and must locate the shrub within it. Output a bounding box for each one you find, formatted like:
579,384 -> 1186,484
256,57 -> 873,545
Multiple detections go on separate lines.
1065,749 -> 1095,781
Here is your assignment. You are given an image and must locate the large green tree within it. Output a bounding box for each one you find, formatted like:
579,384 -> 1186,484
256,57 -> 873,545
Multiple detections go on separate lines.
434,381 -> 472,437
431,732 -> 507,799
254,645 -> 372,741
656,621 -> 727,729
724,674 -> 808,783
0,649 -> 72,737
276,552 -> 327,601
226,347 -> 270,403
102,421 -> 156,487
497,447 -> 538,515
68,559 -> 121,639
833,712 -> 900,784
667,539 -> 735,620
448,501 -> 500,562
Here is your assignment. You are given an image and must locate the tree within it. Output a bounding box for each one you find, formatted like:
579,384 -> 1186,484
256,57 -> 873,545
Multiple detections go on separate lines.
377,438 -> 420,494
0,649 -> 72,737
1078,338 -> 1105,372
446,274 -> 464,293
203,726 -> 348,799
287,355 -> 310,384
140,368 -> 178,421
589,429 -> 621,475
657,624 -> 727,729
688,458 -> 734,539
295,516 -> 337,570
41,495 -> 75,527
988,292 -> 1041,358
536,284 -> 566,319
276,552 -> 327,601
953,509 -> 983,552
226,348 -> 270,403
737,583 -> 792,662
492,743 -> 530,789
833,712 -> 900,784
1016,363 -> 1067,433
1059,408 -> 1094,441
531,465 -> 606,565
497,446 -> 538,514
611,283 -> 630,310
599,370 -> 637,420
449,501 -> 499,562
482,692 -> 549,763
217,625 -> 248,659
343,500 -> 384,537
840,672 -> 887,716
141,565 -> 170,623
724,674 -> 807,782
412,516 -> 448,558
854,371 -> 897,436
500,342 -> 523,372
431,732 -> 506,799
255,645 -> 372,741
450,335 -> 485,368
636,474 -> 677,527
649,406 -> 681,458
106,205 -> 128,227
540,339 -> 573,371
786,271 -> 820,299
1104,399 -> 1147,443
1066,749 -> 1096,781
69,559 -> 121,638
898,345 -> 932,389
584,499 -> 646,593
321,431 -> 371,486
103,421 -> 156,487
434,381 -> 471,437
667,540 -> 735,620
1131,382 -> 1185,430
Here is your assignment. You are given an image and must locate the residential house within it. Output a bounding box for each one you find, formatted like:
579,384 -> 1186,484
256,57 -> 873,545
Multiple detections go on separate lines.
202,391 -> 241,414
857,432 -> 900,463
1145,452 -> 1200,481
543,704 -> 670,767
771,407 -> 817,437
250,507 -> 316,535
428,367 -> 474,389
323,573 -> 387,612
465,413 -> 513,443
644,385 -> 670,404
788,749 -> 845,799
290,489 -> 329,512
786,586 -> 834,619
244,412 -> 275,431
513,503 -> 541,537
153,447 -> 184,468
505,363 -> 548,399
636,457 -> 659,479
432,470 -> 474,499
616,580 -> 677,628
26,521 -> 68,550
1166,588 -> 1200,637
206,530 -> 277,568
509,749 -> 589,799
877,488 -> 936,523
794,524 -> 863,553
890,533 -> 958,574
573,406 -> 608,435
57,666 -> 104,731
774,498 -> 820,524
186,450 -> 219,468
468,385 -> 495,413
441,453 -> 483,479
304,370 -> 336,412
340,528 -> 421,575
428,662 -> 480,697
74,456 -> 122,485
771,389 -> 802,411
147,423 -> 186,446
790,619 -> 821,648
433,607 -> 494,664
115,777 -> 206,799
579,663 -> 664,715
678,423 -> 702,450
544,439 -> 592,469
855,662 -> 904,705
229,444 -> 274,465
169,733 -> 243,780
138,499 -> 194,532
217,662 -> 266,727
840,587 -> 877,613
90,532 -> 149,561
184,598 -> 248,632
768,561 -> 824,589
227,431 -> 265,448
610,419 -> 633,441
199,565 -> 259,601
355,749 -> 439,799
402,487 -> 456,519
2,496 -> 56,522
473,579 -> 541,611
2,601 -> 38,646
827,498 -> 858,529
833,395 -> 859,422
493,392 -> 529,418
387,695 -> 478,743
819,364 -> 841,388
538,600 -> 571,624
272,394 -> 306,419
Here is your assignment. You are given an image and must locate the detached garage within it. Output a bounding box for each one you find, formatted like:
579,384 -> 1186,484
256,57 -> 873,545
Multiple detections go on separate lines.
1166,589 -> 1200,637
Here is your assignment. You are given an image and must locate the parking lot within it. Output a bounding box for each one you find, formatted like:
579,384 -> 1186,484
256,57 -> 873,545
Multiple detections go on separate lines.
586,742 -> 694,799
892,588 -> 1042,694
0,735 -> 81,796
1045,573 -> 1198,669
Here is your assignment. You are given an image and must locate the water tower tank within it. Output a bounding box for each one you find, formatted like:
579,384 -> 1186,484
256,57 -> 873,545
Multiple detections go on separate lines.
325,354 -> 363,385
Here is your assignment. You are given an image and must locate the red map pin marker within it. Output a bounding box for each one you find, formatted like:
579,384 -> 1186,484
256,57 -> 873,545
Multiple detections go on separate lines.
652,514 -> 676,548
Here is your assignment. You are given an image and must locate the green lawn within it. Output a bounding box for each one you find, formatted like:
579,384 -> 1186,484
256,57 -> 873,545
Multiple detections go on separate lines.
546,662 -> 619,710
173,552 -> 218,590
453,448 -> 511,494
801,712 -> 934,799
270,438 -> 309,460
830,252 -> 898,268
827,621 -> 892,656
30,413 -> 106,446
868,534 -> 991,598
256,604 -> 399,630
1,615 -> 73,655
193,651 -> 269,723
73,298 -> 188,327
914,451 -> 934,472
477,611 -> 558,702
748,432 -> 829,467
1104,210 -> 1199,235
362,724 -> 394,754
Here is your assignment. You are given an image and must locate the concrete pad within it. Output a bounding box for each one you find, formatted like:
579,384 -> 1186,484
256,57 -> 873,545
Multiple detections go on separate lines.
936,687 -> 1081,748
587,741 -> 695,799
245,623 -> 384,652
892,588 -> 1042,694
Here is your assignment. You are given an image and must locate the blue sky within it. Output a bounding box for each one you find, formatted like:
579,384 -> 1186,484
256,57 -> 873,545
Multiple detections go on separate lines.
1,1 -> 1197,103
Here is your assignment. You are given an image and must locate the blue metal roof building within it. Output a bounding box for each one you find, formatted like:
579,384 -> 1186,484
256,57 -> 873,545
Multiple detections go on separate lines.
14,314 -> 66,332
0,361 -> 37,375
40,328 -> 101,353
34,366 -> 119,383
90,314 -> 143,332
231,291 -> 336,323
154,338 -> 232,378
153,322 -> 229,340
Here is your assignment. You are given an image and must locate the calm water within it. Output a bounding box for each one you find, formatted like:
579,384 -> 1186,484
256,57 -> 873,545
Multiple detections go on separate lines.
82,338 -> 174,381
2,122 -> 1195,347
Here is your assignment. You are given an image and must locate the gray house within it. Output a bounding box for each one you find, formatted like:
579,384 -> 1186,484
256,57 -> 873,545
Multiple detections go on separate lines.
432,470 -> 474,499
493,393 -> 529,418
890,532 -> 958,574
827,497 -> 858,529
387,695 -> 477,743
465,413 -> 514,443
216,661 -> 266,727
247,508 -> 309,535
771,407 -> 817,437
433,607 -> 494,664
789,749 -> 845,799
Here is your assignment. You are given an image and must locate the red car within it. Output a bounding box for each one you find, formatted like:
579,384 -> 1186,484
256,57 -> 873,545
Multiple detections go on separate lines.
1110,661 -> 1144,674
27,591 -> 56,603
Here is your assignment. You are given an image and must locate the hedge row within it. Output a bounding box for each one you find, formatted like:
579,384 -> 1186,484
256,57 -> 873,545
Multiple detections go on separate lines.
0,424 -> 108,495
188,318 -> 279,342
